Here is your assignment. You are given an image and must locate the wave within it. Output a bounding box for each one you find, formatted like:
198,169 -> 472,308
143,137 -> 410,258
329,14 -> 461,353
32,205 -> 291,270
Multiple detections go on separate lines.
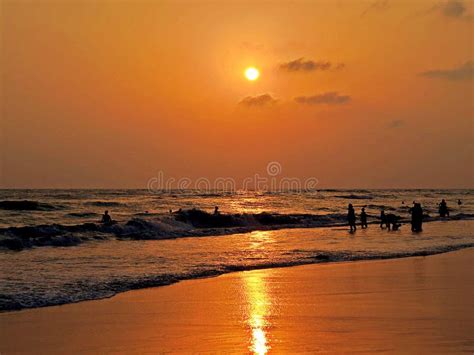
334,194 -> 374,200
0,223 -> 109,250
195,192 -> 235,197
1,244 -> 472,312
0,200 -> 61,211
67,212 -> 99,218
86,201 -> 124,207
1,209 -> 473,251
365,204 -> 397,211
0,209 -> 347,250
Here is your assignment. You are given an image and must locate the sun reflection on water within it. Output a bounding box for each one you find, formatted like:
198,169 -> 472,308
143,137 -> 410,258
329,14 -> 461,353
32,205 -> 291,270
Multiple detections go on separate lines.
249,230 -> 273,250
242,270 -> 271,354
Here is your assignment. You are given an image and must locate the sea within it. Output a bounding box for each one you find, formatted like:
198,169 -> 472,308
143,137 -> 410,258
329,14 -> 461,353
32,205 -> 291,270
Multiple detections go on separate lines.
0,189 -> 473,311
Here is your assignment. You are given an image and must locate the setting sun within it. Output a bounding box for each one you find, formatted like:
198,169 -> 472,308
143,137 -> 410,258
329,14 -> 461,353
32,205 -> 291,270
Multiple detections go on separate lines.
245,67 -> 260,81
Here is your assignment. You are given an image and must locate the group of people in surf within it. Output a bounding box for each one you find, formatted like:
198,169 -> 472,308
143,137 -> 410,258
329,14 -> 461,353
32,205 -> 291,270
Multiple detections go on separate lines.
99,206 -> 221,226
97,198 -> 461,232
347,199 -> 460,233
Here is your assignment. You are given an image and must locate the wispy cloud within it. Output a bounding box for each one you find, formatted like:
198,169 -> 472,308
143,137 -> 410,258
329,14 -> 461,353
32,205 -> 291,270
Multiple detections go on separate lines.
361,0 -> 390,16
239,93 -> 277,107
279,58 -> 344,72
419,61 -> 474,81
294,92 -> 351,105
441,0 -> 467,18
420,0 -> 473,21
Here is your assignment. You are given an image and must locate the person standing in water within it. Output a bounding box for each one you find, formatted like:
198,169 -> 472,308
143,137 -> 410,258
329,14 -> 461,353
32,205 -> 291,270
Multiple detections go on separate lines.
360,207 -> 368,229
439,199 -> 449,217
416,203 -> 424,231
380,210 -> 387,229
101,210 -> 112,224
347,204 -> 357,232
410,203 -> 423,232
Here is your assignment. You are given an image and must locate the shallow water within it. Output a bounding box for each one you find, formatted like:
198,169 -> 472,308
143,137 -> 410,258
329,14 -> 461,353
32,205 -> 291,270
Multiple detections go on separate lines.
1,218 -> 472,311
0,189 -> 473,311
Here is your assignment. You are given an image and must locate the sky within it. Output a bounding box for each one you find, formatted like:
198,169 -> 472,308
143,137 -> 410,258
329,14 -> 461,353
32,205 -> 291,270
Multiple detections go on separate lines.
1,0 -> 473,188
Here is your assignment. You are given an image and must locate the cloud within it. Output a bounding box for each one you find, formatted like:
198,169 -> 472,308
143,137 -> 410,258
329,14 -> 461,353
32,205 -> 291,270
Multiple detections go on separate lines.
387,119 -> 405,128
441,0 -> 466,18
419,61 -> 474,81
361,0 -> 390,16
239,93 -> 277,107
279,58 -> 344,72
421,1 -> 472,21
294,92 -> 351,105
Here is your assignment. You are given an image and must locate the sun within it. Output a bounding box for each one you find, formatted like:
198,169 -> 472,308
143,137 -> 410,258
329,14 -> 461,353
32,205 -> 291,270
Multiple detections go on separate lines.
245,67 -> 260,81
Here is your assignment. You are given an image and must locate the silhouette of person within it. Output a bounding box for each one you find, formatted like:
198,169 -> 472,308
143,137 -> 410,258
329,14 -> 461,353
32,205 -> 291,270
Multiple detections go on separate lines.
409,203 -> 423,232
385,213 -> 401,231
360,207 -> 368,229
409,203 -> 415,230
347,204 -> 356,232
380,210 -> 387,229
101,210 -> 112,224
458,199 -> 462,205
416,203 -> 423,231
438,199 -> 449,217
214,206 -> 220,215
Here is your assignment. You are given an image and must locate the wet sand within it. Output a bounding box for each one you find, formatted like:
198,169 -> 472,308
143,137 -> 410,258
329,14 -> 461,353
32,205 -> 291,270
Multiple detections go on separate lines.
1,249 -> 473,354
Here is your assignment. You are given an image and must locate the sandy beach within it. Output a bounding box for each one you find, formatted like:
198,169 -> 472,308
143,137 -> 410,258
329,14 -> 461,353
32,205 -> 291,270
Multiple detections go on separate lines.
1,248 -> 473,354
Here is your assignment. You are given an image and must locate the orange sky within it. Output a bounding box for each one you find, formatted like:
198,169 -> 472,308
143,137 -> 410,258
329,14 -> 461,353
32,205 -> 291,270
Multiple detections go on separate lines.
1,0 -> 473,188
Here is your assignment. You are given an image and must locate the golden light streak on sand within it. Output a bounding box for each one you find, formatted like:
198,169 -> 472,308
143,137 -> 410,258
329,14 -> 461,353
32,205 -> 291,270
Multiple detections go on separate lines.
243,272 -> 270,354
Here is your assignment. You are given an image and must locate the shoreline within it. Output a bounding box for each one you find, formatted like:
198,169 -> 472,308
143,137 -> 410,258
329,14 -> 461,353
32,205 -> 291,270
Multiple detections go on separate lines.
1,248 -> 473,353
2,244 -> 473,313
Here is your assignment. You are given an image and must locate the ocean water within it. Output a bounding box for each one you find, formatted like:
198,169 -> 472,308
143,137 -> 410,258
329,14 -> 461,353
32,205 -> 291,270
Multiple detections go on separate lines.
0,189 -> 473,311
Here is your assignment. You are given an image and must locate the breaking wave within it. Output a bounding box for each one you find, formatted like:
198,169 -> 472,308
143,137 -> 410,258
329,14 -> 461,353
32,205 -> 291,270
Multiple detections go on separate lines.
1,208 -> 473,251
0,209 -> 348,250
0,200 -> 61,211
